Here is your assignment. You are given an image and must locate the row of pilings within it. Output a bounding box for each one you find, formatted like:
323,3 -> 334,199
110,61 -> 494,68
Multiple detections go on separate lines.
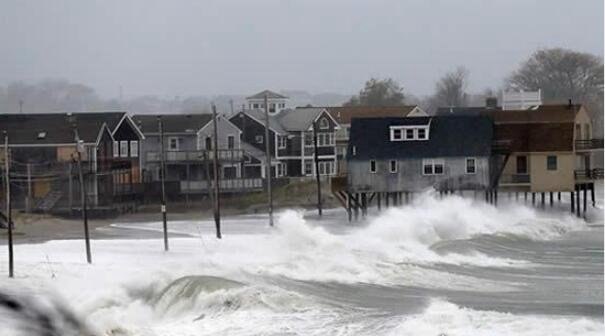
345,182 -> 596,222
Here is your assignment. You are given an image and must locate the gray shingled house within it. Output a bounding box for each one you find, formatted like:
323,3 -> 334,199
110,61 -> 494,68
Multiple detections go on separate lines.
347,115 -> 493,194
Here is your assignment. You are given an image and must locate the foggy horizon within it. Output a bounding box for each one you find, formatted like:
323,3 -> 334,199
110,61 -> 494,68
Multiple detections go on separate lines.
1,0 -> 603,99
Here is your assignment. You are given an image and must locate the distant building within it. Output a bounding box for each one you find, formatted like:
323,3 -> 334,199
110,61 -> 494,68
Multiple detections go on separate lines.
0,112 -> 144,213
246,90 -> 289,115
501,90 -> 542,110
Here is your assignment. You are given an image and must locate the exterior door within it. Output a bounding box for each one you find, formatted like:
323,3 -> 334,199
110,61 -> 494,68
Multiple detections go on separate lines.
516,156 -> 528,174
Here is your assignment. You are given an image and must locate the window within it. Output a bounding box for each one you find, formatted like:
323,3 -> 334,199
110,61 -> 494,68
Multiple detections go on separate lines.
130,141 -> 138,158
304,132 -> 313,147
405,129 -> 414,140
253,103 -> 259,109
584,124 -> 591,140
276,163 -> 284,177
391,128 -> 403,140
466,158 -> 476,174
269,103 -> 276,113
547,155 -> 557,171
516,156 -> 527,174
255,135 -> 264,144
120,141 -> 128,157
417,128 -> 426,140
168,137 -> 180,151
352,146 -> 356,156
370,160 -> 377,173
318,161 -> 334,175
319,118 -> 329,129
389,160 -> 397,173
277,135 -> 287,149
316,133 -> 334,147
205,137 -> 212,150
304,161 -> 313,175
227,135 -> 235,149
113,141 -> 119,157
423,159 -> 444,175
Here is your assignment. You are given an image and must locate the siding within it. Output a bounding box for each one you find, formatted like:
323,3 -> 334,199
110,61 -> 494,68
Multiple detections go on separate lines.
348,157 -> 490,192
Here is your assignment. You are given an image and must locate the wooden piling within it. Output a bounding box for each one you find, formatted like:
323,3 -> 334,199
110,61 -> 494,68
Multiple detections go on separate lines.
549,192 -> 553,207
576,185 -> 580,217
541,192 -> 545,208
570,191 -> 575,213
590,183 -> 595,207
583,185 -> 587,216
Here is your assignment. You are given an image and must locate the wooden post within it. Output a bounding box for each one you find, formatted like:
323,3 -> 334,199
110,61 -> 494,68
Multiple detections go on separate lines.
26,163 -> 31,213
549,192 -> 553,207
312,122 -> 322,217
385,192 -> 389,207
583,184 -> 587,216
531,192 -> 535,205
575,185 -> 580,217
557,192 -> 561,202
354,193 -> 359,220
524,192 -> 527,202
73,127 -> 92,264
494,189 -> 498,206
590,183 -> 595,207
361,193 -> 367,217
347,192 -> 352,222
263,94 -> 273,226
203,151 -> 214,219
185,163 -> 190,205
4,132 -> 14,277
405,192 -> 409,204
515,192 -> 519,201
158,116 -> 169,251
211,105 -> 222,239
68,162 -> 73,213
570,191 -> 575,213
377,192 -> 381,211
541,192 -> 545,208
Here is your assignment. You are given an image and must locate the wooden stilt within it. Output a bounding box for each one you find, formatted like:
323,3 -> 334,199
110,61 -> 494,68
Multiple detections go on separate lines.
549,192 -> 553,207
494,189 -> 498,206
354,193 -> 359,220
377,192 -> 382,211
361,193 -> 367,217
531,193 -> 535,205
583,185 -> 587,216
515,192 -> 519,201
590,183 -> 595,207
541,192 -> 545,208
524,192 -> 527,202
575,186 -> 580,218
557,192 -> 561,202
570,191 -> 575,213
347,192 -> 352,222
385,192 -> 390,207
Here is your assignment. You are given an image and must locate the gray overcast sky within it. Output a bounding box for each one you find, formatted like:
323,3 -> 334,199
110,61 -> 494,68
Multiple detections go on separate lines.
0,0 -> 602,98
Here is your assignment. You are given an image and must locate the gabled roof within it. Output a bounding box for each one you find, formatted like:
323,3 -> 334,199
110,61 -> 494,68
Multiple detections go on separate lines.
325,106 -> 418,124
0,112 -> 125,145
132,114 -> 212,134
484,104 -> 581,124
349,115 -> 493,160
276,107 -> 335,131
238,109 -> 287,134
246,90 -> 288,100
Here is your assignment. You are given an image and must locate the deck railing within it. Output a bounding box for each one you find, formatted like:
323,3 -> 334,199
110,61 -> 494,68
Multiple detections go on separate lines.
146,149 -> 244,162
499,173 -> 530,184
180,178 -> 264,193
574,168 -> 604,180
575,139 -> 604,151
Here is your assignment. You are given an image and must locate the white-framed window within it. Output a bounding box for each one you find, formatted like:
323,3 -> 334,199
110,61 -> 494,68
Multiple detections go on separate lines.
417,128 -> 427,140
205,137 -> 212,150
352,146 -> 356,156
318,161 -> 334,175
319,118 -> 330,129
466,158 -> 476,174
392,129 -> 403,141
255,135 -> 264,144
316,133 -> 335,147
120,141 -> 128,157
547,155 -> 557,171
277,135 -> 287,149
304,131 -> 314,147
168,137 -> 179,151
253,103 -> 259,109
130,140 -> 138,158
276,163 -> 284,177
113,141 -> 119,157
390,126 -> 430,141
304,160 -> 313,175
227,135 -> 235,149
389,160 -> 397,173
269,103 -> 276,113
370,160 -> 377,173
422,159 -> 444,175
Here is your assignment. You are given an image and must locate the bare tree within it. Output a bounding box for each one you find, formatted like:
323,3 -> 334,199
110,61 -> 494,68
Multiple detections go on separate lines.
507,48 -> 603,103
433,66 -> 469,108
344,78 -> 405,106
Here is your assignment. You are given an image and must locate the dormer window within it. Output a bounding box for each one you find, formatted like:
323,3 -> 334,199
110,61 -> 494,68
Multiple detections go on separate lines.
390,125 -> 430,141
319,118 -> 329,129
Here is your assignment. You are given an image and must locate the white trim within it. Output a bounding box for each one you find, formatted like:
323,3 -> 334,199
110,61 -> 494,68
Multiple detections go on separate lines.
311,109 -> 341,130
167,136 -> 180,151
422,158 -> 444,175
114,114 -> 146,140
390,125 -> 430,141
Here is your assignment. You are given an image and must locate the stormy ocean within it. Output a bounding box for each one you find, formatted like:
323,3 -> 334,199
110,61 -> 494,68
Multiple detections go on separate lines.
1,188 -> 603,335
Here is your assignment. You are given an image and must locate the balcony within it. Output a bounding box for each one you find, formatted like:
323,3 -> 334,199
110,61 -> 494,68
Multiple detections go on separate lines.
146,149 -> 244,163
180,178 -> 264,193
575,139 -> 604,151
574,168 -> 604,180
499,174 -> 530,185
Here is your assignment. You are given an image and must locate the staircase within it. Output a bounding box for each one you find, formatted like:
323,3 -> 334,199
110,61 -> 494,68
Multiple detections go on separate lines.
35,190 -> 63,212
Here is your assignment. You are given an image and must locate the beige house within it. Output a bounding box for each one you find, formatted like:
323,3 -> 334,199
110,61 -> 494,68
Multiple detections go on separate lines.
489,103 -> 602,193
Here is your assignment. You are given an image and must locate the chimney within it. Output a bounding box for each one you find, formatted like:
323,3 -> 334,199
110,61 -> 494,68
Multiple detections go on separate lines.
485,97 -> 498,109
568,99 -> 572,109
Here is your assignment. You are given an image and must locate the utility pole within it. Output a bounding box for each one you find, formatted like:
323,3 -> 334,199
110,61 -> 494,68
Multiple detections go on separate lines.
158,116 -> 169,251
229,99 -> 234,115
73,126 -> 92,264
4,132 -> 14,277
264,94 -> 273,226
313,122 -> 322,217
211,104 -> 222,239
